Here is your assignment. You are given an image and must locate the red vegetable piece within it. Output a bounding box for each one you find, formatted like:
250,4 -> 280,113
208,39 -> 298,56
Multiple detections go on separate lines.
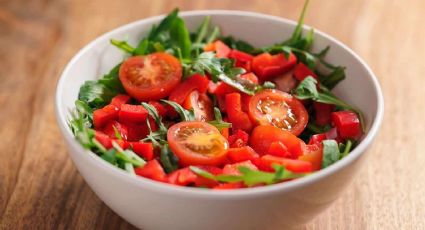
103,120 -> 128,140
118,104 -> 149,124
267,141 -> 292,158
148,101 -> 167,117
225,93 -> 253,132
252,53 -> 297,80
313,102 -> 335,126
228,130 -> 250,147
255,155 -> 313,173
130,142 -> 154,160
229,50 -> 254,63
222,160 -> 258,176
94,131 -> 113,149
227,146 -> 259,163
308,133 -> 327,145
110,94 -> 131,107
167,166 -> 220,188
293,62 -> 317,81
169,74 -> 210,104
135,160 -> 167,182
213,182 -> 245,190
299,144 -> 323,171
93,104 -> 119,129
331,111 -> 362,139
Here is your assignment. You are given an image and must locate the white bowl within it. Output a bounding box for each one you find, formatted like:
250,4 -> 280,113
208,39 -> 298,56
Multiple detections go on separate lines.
55,10 -> 384,230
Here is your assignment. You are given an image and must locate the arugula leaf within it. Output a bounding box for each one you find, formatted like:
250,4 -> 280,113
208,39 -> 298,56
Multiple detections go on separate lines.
322,140 -> 340,168
194,16 -> 211,45
206,26 -> 220,44
110,39 -> 135,54
340,139 -> 353,159
284,0 -> 310,49
318,66 -> 346,90
190,164 -> 306,187
170,17 -> 192,59
220,36 -> 256,54
160,100 -> 195,121
159,144 -> 179,173
112,141 -> 146,167
134,38 -> 149,55
140,102 -> 168,145
208,107 -> 232,130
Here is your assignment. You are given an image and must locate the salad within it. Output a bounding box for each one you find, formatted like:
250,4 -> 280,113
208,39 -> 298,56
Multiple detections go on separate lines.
69,1 -> 363,190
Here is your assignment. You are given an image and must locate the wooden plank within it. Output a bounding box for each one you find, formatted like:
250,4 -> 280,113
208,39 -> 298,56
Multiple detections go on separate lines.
0,0 -> 424,229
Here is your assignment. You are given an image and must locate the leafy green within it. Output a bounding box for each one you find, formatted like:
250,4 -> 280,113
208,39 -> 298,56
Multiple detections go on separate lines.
190,165 -> 306,187
160,144 -> 179,173
148,9 -> 179,40
208,107 -> 232,130
140,102 -> 168,145
220,36 -> 256,54
170,17 -> 192,59
318,66 -> 346,90
160,100 -> 195,121
110,39 -> 135,54
340,140 -> 353,158
78,64 -> 124,109
194,16 -> 211,45
322,140 -> 340,168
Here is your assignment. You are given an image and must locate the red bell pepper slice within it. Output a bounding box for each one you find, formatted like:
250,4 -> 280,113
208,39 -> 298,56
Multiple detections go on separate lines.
225,93 -> 253,132
168,74 -> 209,104
254,155 -> 313,173
331,111 -> 362,139
213,182 -> 245,190
148,101 -> 167,117
94,131 -> 113,149
118,104 -> 149,124
267,141 -> 292,158
167,166 -> 220,188
228,129 -> 250,148
110,94 -> 131,107
222,160 -> 258,176
204,40 -> 231,58
227,146 -> 259,163
252,52 -> 297,80
130,142 -> 154,160
229,49 -> 254,71
298,144 -> 323,171
135,159 -> 167,182
293,62 -> 317,81
308,133 -> 327,145
313,102 -> 334,126
102,120 -> 128,140
93,104 -> 119,129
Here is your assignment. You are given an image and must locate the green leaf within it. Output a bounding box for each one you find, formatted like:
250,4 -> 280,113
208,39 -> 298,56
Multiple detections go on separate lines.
322,140 -> 340,168
160,100 -> 195,121
194,16 -> 211,44
134,38 -> 149,55
140,102 -> 168,145
208,107 -> 232,130
286,0 -> 310,47
148,8 -> 179,40
319,66 -> 346,90
160,144 -> 179,173
220,36 -> 256,54
206,26 -> 220,44
340,140 -> 353,158
101,149 -> 118,165
294,76 -> 319,100
110,39 -> 135,54
170,18 -> 192,59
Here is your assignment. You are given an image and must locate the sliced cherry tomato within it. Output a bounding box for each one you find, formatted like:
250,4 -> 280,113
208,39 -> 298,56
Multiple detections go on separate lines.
250,125 -> 306,157
272,69 -> 297,93
135,159 -> 167,182
293,62 -> 317,81
251,52 -> 297,80
169,74 -> 209,104
225,93 -> 253,132
118,104 -> 148,124
248,89 -> 308,136
222,160 -> 258,176
93,104 -> 119,129
119,53 -> 182,101
331,111 -> 362,139
204,40 -> 231,58
167,121 -> 229,166
182,91 -> 214,121
255,155 -> 313,173
110,94 -> 131,107
130,142 -> 154,160
227,146 -> 259,163
313,102 -> 334,126
299,144 -> 323,171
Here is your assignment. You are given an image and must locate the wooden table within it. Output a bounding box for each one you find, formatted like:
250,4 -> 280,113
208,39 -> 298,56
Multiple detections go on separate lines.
1,0 -> 424,229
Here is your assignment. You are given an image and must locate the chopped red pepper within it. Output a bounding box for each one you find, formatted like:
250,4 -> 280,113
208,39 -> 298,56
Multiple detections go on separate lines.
293,62 -> 317,81
308,133 -> 327,145
267,141 -> 292,158
135,160 -> 167,182
118,104 -> 149,124
93,104 -> 119,129
331,111 -> 362,139
225,93 -> 253,132
130,142 -> 154,160
252,52 -> 297,80
222,160 -> 258,176
110,94 -> 131,107
168,74 -> 209,104
313,102 -> 334,126
227,146 -> 259,163
254,155 -> 313,173
102,120 -> 129,140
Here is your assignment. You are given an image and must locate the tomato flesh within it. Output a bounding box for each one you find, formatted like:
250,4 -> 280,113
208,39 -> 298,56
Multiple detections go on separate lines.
248,89 -> 308,136
167,121 -> 229,166
182,91 -> 214,121
119,53 -> 182,101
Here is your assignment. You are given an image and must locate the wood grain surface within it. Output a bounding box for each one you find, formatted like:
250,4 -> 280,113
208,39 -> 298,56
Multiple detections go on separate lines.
1,0 -> 424,229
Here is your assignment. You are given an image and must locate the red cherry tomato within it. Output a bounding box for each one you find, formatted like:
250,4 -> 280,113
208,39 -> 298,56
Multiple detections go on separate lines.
182,91 -> 214,121
298,144 -> 323,171
167,121 -> 229,166
248,89 -> 308,136
119,53 -> 182,101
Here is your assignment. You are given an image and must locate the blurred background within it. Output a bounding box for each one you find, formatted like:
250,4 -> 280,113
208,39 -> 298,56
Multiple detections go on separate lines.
1,0 -> 424,229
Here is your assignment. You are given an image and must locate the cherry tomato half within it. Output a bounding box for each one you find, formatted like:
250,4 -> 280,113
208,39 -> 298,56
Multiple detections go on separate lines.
182,91 -> 214,121
248,89 -> 308,136
167,121 -> 229,166
119,53 -> 182,101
